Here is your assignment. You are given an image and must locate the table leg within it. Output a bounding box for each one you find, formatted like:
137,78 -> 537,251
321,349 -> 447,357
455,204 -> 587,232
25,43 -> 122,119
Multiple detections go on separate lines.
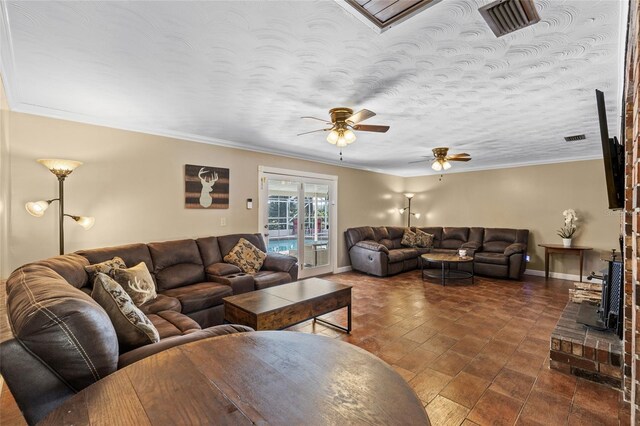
441,262 -> 446,286
544,249 -> 550,280
579,251 -> 584,282
348,303 -> 352,332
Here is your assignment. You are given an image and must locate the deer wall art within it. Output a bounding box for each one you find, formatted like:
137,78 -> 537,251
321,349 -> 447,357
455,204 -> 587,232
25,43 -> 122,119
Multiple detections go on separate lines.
184,164 -> 229,209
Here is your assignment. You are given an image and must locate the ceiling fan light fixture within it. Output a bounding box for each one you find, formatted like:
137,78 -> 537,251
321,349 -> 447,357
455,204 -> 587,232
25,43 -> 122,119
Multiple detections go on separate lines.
344,129 -> 356,144
442,160 -> 452,170
326,130 -> 339,145
431,160 -> 443,171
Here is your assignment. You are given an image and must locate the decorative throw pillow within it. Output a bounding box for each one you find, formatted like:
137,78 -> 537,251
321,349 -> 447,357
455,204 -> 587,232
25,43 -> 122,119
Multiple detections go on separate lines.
85,256 -> 126,278
415,229 -> 435,248
223,238 -> 267,274
92,273 -> 159,351
401,229 -> 417,247
112,262 -> 157,306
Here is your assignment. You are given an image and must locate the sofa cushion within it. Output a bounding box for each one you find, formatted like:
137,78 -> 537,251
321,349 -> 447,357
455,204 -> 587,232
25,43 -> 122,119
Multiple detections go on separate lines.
195,236 -> 223,266
148,239 -> 205,291
372,227 -> 390,241
440,227 -> 470,249
112,262 -> 157,306
474,252 -> 509,265
483,228 -> 517,253
206,263 -> 242,277
415,229 -> 434,248
217,233 -> 267,257
415,227 -> 443,248
253,271 -> 291,290
379,239 -> 395,249
139,294 -> 181,315
388,248 -> 418,263
401,229 -> 418,247
224,238 -> 266,274
91,273 -> 160,351
162,282 -> 232,313
77,244 -> 154,280
85,257 -> 126,279
147,310 -> 201,339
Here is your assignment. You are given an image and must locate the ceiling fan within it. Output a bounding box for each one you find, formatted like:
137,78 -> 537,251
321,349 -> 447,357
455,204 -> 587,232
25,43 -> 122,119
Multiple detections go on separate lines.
409,147 -> 472,171
298,107 -> 390,160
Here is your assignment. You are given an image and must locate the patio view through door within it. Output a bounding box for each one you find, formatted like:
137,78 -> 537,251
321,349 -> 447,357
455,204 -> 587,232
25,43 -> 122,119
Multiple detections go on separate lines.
258,167 -> 337,278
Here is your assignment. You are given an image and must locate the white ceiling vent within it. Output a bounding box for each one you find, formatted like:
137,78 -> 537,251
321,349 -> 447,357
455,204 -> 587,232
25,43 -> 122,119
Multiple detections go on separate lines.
478,0 -> 541,37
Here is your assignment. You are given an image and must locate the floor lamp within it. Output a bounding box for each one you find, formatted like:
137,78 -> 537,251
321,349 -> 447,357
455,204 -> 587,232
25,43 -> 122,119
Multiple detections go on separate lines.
398,193 -> 420,227
25,159 -> 95,255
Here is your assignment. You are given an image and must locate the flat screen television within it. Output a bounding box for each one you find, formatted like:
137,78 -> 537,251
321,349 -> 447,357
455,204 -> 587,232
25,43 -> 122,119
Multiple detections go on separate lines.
596,89 -> 624,210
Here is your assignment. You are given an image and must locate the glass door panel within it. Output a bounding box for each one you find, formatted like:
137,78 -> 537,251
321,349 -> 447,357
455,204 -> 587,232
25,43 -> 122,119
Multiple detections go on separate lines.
265,179 -> 299,259
302,183 -> 330,271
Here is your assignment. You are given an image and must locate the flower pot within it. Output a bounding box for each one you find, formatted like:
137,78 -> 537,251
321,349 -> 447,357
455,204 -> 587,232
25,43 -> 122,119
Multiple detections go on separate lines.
562,238 -> 572,248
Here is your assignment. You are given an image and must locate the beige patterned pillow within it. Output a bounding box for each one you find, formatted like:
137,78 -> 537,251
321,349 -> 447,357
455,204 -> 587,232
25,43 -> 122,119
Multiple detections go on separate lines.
401,229 -> 417,247
92,273 -> 159,351
85,256 -> 126,278
224,238 -> 267,274
112,262 -> 157,306
415,229 -> 434,248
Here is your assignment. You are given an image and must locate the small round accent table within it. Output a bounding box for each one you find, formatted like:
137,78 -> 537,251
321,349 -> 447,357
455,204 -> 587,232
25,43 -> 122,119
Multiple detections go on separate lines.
421,253 -> 474,286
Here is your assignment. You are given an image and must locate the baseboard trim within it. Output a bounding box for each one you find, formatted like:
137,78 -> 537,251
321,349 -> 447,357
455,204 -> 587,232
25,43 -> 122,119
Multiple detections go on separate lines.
524,269 -> 582,282
334,266 -> 353,274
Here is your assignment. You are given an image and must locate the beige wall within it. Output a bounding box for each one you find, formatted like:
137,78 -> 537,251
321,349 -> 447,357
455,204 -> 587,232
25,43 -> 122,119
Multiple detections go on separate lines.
5,111 -> 405,275
405,160 -> 622,277
0,76 -> 10,278
2,101 -> 622,280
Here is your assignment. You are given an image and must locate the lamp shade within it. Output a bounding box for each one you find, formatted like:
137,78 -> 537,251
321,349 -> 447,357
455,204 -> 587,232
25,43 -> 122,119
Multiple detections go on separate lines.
326,130 -> 339,145
442,160 -> 452,170
37,159 -> 82,177
403,193 -> 415,199
343,129 -> 356,144
431,161 -> 443,171
25,200 -> 51,217
73,216 -> 95,230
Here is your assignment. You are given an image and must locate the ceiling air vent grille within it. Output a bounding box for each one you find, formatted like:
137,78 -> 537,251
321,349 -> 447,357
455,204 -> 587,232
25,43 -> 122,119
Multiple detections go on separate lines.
564,134 -> 586,142
478,0 -> 541,37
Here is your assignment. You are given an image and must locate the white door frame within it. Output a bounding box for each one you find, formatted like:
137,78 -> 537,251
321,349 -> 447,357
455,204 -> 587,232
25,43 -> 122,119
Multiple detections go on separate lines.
258,166 -> 338,276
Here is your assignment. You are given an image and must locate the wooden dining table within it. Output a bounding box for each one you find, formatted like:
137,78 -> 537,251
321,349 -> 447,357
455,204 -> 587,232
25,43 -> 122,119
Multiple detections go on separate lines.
41,331 -> 430,425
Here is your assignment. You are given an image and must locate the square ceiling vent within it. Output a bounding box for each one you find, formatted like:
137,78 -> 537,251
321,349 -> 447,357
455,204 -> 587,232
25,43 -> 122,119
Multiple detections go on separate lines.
478,0 -> 541,37
336,0 -> 444,33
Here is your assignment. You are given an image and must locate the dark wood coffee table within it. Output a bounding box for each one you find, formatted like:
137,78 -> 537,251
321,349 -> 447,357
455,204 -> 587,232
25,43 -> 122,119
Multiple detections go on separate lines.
223,277 -> 352,332
40,332 -> 430,425
421,253 -> 474,286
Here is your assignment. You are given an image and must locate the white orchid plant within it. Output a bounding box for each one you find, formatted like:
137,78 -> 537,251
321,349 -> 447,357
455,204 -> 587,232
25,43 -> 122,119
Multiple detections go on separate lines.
557,209 -> 578,239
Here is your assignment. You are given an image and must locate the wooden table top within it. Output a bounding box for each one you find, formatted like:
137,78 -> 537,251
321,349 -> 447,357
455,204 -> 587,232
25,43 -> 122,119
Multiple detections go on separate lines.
421,253 -> 474,263
538,244 -> 593,250
41,331 -> 430,425
223,277 -> 351,315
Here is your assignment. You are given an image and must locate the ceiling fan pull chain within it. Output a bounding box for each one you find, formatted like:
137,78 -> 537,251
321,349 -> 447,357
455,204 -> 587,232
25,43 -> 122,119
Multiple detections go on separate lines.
339,150 -> 343,161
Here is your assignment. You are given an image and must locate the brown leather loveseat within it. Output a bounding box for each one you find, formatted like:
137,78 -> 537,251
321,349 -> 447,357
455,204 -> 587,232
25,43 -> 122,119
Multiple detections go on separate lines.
345,226 -> 528,280
0,233 -> 298,424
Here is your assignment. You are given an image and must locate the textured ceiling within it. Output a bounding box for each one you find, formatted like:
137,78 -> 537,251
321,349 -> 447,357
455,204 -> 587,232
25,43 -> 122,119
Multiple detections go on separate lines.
0,0 -> 626,176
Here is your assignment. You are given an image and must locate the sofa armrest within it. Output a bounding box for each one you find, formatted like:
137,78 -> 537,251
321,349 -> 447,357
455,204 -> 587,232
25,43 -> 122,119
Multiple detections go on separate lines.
118,324 -> 253,368
262,253 -> 298,273
504,243 -> 527,257
460,241 -> 481,256
205,263 -> 242,278
355,240 -> 390,254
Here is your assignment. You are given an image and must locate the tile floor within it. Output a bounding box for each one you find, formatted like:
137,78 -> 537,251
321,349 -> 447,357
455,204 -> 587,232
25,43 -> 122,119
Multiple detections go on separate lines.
0,271 -> 629,425
289,271 -> 628,425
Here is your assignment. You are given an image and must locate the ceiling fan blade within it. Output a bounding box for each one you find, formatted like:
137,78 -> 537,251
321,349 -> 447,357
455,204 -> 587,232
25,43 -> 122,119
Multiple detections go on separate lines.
447,153 -> 471,158
297,128 -> 332,136
408,159 -> 430,164
346,109 -> 376,125
448,157 -> 472,162
301,116 -> 331,124
352,124 -> 390,133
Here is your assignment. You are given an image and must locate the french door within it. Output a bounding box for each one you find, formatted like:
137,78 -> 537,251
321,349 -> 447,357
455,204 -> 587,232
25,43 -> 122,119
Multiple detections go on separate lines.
258,167 -> 337,278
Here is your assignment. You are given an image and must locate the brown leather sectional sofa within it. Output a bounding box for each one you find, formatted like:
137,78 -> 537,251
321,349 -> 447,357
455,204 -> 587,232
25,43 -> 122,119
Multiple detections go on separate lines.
345,226 -> 529,279
1,233 -> 297,425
